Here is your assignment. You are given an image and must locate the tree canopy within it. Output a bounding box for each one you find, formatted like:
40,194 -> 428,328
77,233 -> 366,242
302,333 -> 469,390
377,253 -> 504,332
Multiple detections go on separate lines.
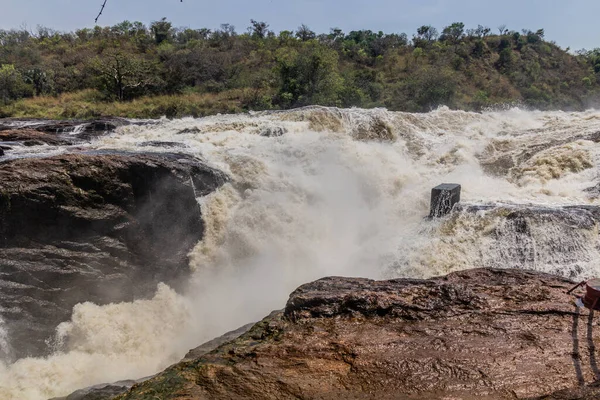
0,20 -> 598,118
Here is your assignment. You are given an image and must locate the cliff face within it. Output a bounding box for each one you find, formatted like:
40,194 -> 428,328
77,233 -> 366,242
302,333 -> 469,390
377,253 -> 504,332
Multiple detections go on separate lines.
0,147 -> 227,359
119,268 -> 600,399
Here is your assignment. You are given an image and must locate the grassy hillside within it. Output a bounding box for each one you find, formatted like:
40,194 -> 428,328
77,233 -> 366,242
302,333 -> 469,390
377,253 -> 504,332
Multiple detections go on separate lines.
1,21 -> 599,119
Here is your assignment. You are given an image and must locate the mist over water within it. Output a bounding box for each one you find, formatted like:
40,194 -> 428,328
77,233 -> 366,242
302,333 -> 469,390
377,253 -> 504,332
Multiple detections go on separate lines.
0,317 -> 11,362
1,106 -> 600,399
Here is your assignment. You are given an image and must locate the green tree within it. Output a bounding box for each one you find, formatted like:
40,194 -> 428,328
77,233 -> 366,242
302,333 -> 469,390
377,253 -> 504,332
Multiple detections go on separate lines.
150,18 -> 172,45
0,64 -> 30,103
296,24 -> 316,41
274,42 -> 342,107
441,22 -> 465,44
405,67 -> 457,110
496,48 -> 514,71
584,49 -> 600,73
91,50 -> 162,100
470,25 -> 491,38
413,25 -> 438,48
249,20 -> 270,39
23,67 -> 52,96
416,25 -> 438,41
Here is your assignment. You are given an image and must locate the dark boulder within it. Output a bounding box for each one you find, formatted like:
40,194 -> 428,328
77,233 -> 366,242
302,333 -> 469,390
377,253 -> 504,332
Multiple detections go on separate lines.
585,183 -> 600,199
0,152 -> 227,359
258,126 -> 287,137
0,117 -> 145,142
0,129 -> 75,146
0,117 -> 130,133
139,141 -> 189,149
177,127 -> 201,135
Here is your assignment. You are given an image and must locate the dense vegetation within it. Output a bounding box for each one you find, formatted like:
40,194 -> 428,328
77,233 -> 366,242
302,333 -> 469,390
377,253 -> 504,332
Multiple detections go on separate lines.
1,20 -> 600,118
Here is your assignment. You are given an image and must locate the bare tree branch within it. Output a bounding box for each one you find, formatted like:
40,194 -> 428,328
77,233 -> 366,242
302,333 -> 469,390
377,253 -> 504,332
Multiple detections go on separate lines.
95,0 -> 108,24
95,0 -> 182,23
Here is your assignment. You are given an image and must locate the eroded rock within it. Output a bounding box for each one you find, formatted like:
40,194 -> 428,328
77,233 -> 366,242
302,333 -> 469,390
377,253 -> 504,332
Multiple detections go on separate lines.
0,129 -> 75,146
258,126 -> 287,137
0,152 -> 227,359
139,141 -> 189,148
51,380 -> 141,400
119,268 -> 600,399
183,323 -> 256,361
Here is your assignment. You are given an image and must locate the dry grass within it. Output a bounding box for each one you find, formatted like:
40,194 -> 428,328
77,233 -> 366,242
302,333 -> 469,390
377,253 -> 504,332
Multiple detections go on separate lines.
2,89 -> 249,119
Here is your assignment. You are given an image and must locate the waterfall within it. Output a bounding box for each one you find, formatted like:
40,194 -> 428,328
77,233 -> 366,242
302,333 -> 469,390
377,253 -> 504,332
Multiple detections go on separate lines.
1,105 -> 600,399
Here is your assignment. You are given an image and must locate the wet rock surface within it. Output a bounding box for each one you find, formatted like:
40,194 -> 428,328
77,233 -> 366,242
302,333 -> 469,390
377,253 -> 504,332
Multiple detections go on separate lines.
50,380 -> 141,400
139,141 -> 189,148
455,203 -> 600,228
585,183 -> 600,199
0,117 -> 131,134
0,118 -> 147,149
479,130 -> 600,178
442,204 -> 600,279
0,129 -> 76,146
0,152 -> 227,359
257,126 -> 287,137
118,268 -> 600,399
183,323 -> 256,361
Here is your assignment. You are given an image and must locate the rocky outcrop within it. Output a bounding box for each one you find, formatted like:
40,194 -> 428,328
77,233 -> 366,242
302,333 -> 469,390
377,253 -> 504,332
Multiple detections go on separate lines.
455,203 -> 600,231
119,268 -> 600,399
0,119 -> 128,157
0,152 -> 227,359
52,380 -> 141,400
183,323 -> 256,361
479,130 -> 600,178
436,204 -> 600,280
0,117 -> 132,134
585,183 -> 600,199
0,129 -> 75,146
139,141 -> 189,149
0,118 -> 143,152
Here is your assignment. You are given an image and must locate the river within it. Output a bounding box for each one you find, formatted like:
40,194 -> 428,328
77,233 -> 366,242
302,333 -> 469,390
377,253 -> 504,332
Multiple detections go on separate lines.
1,105 -> 599,399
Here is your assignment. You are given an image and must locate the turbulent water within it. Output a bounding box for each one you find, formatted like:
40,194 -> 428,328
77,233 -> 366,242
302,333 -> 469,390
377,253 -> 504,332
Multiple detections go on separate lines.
1,106 -> 600,399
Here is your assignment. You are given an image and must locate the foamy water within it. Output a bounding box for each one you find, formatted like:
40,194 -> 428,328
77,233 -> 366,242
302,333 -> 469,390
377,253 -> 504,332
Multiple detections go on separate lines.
1,106 -> 600,399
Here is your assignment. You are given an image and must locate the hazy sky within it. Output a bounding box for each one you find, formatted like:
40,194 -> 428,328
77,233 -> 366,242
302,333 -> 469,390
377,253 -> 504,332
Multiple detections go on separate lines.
1,0 -> 599,50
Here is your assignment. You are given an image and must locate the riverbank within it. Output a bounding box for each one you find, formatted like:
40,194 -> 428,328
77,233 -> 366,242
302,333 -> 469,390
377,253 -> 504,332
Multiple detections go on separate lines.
0,89 -> 250,120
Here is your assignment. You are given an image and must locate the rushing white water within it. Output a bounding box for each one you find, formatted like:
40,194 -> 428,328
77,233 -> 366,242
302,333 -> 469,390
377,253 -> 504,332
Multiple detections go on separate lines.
0,317 -> 11,362
1,106 -> 600,399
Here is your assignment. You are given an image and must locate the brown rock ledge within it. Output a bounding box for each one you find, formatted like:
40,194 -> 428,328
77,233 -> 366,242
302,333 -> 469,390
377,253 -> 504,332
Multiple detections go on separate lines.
119,268 -> 600,399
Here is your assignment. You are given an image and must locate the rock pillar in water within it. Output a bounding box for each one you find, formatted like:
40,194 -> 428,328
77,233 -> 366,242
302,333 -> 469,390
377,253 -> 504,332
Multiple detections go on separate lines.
430,183 -> 461,218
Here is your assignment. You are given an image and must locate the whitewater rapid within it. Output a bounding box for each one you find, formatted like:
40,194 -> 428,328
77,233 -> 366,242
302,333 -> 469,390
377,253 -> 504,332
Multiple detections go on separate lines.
1,106 -> 600,399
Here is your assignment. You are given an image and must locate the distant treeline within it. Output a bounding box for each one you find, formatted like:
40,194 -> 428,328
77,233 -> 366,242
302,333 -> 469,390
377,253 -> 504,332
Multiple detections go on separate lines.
1,20 -> 600,118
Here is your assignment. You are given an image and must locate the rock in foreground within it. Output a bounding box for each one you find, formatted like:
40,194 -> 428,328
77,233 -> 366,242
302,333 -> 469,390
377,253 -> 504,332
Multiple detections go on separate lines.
120,268 -> 600,399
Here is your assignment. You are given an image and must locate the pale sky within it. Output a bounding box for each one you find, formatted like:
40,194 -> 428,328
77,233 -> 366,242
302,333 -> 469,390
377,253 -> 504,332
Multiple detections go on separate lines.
1,0 -> 599,51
